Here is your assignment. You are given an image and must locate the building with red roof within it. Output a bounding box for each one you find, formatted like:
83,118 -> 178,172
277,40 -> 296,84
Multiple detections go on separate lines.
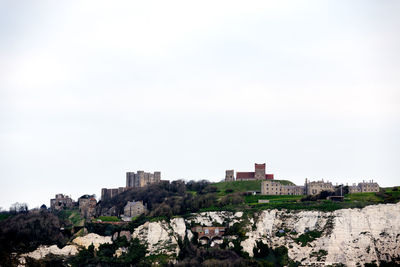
225,163 -> 274,181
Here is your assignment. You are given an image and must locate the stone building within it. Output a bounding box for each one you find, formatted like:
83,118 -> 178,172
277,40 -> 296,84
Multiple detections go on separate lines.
126,171 -> 161,188
191,226 -> 226,245
304,179 -> 334,195
349,180 -> 379,193
226,163 -> 274,182
50,194 -> 74,211
78,195 -> 97,219
261,178 -> 380,196
261,180 -> 304,195
123,200 -> 147,218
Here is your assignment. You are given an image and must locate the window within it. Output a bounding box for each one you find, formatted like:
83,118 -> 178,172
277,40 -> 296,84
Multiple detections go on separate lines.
215,228 -> 219,234
205,229 -> 209,234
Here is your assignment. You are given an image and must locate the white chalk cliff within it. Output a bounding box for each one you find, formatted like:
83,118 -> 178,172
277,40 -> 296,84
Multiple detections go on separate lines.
17,203 -> 400,266
133,203 -> 400,266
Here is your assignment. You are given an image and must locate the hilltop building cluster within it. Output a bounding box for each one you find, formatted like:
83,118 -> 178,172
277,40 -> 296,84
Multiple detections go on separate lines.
50,170 -> 159,220
101,170 -> 162,201
261,179 -> 379,196
50,194 -> 97,218
225,163 -> 274,182
48,163 -> 381,224
223,163 -> 380,196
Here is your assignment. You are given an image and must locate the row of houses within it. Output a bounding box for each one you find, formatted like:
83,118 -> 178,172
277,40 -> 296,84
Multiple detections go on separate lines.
261,179 -> 379,196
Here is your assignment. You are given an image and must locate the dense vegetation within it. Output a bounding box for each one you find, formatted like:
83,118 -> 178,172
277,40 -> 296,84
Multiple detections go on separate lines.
97,180 -> 222,218
0,210 -> 71,266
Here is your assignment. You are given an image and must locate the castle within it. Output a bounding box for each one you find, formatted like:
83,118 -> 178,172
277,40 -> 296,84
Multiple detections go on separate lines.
101,170 -> 161,201
225,163 -> 274,181
126,171 -> 161,188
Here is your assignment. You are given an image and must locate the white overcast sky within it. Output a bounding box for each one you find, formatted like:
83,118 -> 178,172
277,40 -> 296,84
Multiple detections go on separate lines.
1,1 -> 399,209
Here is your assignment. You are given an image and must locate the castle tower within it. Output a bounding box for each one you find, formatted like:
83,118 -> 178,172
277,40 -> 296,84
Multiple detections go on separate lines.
225,170 -> 235,181
137,171 -> 145,187
101,188 -> 108,201
254,163 -> 266,180
154,172 -> 161,182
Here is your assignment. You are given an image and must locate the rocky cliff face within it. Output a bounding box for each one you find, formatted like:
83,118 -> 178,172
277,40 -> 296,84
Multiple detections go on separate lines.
18,203 -> 400,266
132,203 -> 400,266
240,203 -> 400,265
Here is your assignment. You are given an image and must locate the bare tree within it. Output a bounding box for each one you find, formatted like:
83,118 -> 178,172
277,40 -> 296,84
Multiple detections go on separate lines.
9,202 -> 29,214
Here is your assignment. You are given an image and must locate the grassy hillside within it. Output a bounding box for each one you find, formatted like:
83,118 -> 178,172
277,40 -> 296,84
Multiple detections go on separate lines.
212,180 -> 295,196
57,209 -> 85,227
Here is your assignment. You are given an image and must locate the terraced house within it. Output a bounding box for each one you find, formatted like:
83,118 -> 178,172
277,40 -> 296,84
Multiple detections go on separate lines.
261,180 -> 304,195
261,179 -> 380,196
349,180 -> 379,193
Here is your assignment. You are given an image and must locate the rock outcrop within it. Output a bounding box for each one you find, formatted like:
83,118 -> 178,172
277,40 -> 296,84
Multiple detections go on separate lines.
239,203 -> 400,266
72,233 -> 112,250
20,244 -> 78,260
132,220 -> 183,256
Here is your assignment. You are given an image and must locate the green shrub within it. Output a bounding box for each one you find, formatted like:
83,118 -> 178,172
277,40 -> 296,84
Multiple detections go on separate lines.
295,230 -> 322,246
253,241 -> 269,258
310,249 -> 328,261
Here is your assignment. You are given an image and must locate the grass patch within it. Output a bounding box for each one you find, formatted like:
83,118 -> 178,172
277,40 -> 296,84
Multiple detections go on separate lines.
212,180 -> 294,196
345,192 -> 382,202
57,209 -> 85,226
245,194 -> 304,204
98,216 -> 120,222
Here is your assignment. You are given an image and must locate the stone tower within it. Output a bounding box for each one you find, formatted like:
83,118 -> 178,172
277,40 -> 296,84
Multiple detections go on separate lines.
225,170 -> 235,181
254,163 -> 266,180
137,171 -> 146,187
154,172 -> 161,182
